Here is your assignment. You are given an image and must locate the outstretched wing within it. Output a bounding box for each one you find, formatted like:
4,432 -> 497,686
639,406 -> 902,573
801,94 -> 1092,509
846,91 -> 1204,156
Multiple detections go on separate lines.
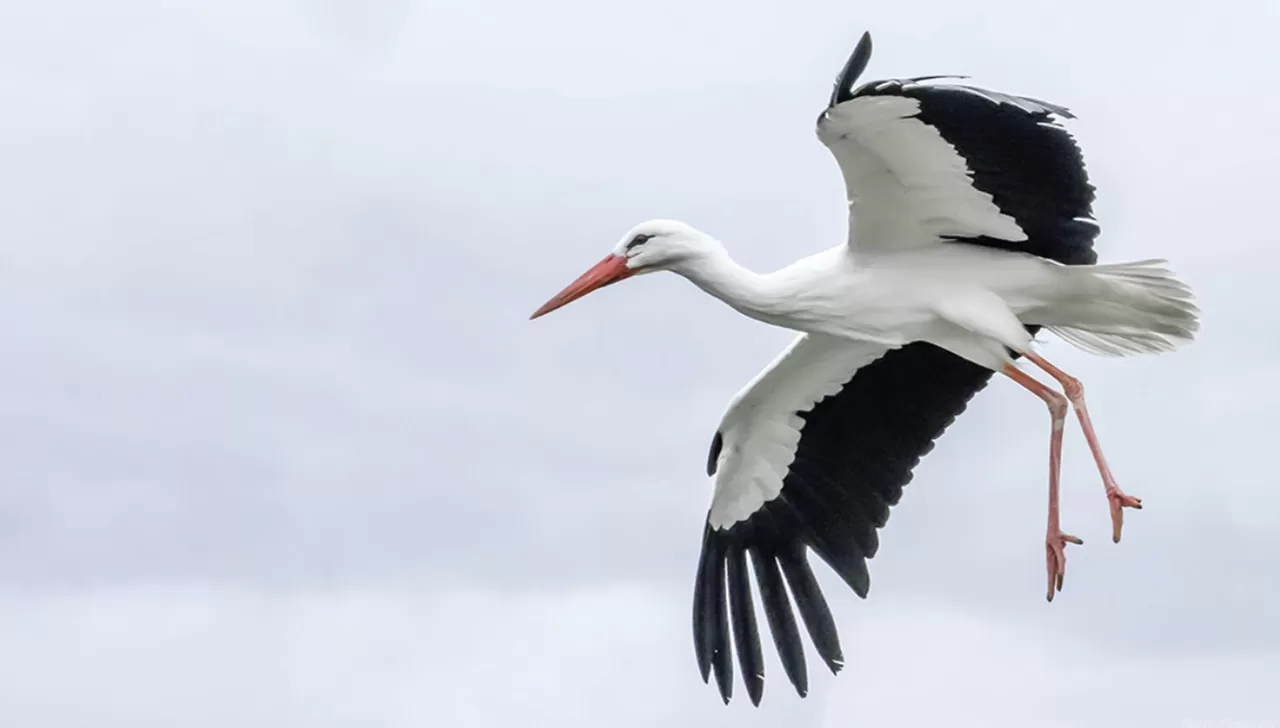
816,31 -> 1099,267
694,333 -> 996,704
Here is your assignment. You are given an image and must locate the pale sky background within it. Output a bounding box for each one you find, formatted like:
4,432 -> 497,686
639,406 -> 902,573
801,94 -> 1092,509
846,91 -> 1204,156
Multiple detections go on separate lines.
1,1 -> 1277,726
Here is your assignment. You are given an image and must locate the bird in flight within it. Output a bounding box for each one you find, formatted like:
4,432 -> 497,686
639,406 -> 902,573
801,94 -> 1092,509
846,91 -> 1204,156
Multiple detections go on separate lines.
529,30 -> 1199,706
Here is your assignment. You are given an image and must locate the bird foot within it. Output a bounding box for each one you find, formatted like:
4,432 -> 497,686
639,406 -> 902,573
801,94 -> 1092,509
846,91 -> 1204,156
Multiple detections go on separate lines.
1045,527 -> 1083,602
1106,486 -> 1142,543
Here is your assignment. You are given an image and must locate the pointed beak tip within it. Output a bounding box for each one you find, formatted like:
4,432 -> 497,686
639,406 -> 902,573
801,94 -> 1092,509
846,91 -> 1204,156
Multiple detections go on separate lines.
528,254 -> 633,322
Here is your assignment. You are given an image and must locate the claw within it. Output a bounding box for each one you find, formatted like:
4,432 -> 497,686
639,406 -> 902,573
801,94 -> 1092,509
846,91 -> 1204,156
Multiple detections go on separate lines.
1045,530 -> 1082,602
1107,489 -> 1143,543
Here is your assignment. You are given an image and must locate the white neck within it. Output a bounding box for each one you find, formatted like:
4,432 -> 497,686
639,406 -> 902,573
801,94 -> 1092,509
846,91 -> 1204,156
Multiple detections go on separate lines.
671,247 -> 786,322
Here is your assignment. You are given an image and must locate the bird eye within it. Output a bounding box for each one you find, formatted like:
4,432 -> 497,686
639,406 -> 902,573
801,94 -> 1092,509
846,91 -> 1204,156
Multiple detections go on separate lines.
626,233 -> 653,250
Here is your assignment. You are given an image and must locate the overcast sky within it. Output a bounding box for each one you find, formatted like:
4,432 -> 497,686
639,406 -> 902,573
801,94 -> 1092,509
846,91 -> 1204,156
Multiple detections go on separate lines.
1,0 -> 1277,726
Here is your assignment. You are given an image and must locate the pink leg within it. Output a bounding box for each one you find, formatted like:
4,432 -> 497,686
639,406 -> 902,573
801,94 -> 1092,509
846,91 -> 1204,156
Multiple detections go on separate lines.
1023,352 -> 1143,543
1001,364 -> 1083,601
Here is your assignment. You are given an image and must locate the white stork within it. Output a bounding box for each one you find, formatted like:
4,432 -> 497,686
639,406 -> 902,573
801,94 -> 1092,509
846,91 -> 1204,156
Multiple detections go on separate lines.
529,31 -> 1199,706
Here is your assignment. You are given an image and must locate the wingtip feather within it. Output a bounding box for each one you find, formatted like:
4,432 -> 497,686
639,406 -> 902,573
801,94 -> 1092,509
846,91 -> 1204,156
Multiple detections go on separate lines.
829,30 -> 874,107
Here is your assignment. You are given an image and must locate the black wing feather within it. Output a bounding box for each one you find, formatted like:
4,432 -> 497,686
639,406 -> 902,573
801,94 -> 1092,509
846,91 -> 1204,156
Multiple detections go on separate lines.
828,31 -> 873,107
692,524 -> 730,696
776,543 -> 843,673
785,459 -> 880,560
726,544 -> 764,706
748,543 -> 808,696
706,431 -> 723,477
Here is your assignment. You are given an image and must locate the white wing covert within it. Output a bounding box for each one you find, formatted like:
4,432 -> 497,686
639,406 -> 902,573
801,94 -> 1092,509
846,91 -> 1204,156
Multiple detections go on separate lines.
816,32 -> 1100,267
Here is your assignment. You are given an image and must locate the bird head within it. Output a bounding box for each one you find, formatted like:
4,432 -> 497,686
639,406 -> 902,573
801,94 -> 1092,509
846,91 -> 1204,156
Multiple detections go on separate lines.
529,219 -> 716,319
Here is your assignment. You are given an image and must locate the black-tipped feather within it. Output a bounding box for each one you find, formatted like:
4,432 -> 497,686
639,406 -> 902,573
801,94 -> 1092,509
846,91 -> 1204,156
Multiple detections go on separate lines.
777,545 -> 843,674
706,431 -> 723,477
726,545 -> 764,706
692,527 -> 715,682
692,524 -> 731,701
749,545 -> 807,697
711,592 -> 733,705
828,31 -> 873,107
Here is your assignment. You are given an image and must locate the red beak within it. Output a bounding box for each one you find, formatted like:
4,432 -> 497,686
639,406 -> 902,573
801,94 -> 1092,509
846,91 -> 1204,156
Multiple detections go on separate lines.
530,254 -> 635,320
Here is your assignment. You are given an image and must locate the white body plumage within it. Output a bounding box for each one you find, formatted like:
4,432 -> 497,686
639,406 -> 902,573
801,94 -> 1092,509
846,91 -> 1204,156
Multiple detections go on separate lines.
661,230 -> 1194,373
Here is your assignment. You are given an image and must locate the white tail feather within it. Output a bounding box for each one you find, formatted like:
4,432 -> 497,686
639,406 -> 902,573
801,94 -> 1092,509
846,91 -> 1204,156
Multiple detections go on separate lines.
1040,259 -> 1200,357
